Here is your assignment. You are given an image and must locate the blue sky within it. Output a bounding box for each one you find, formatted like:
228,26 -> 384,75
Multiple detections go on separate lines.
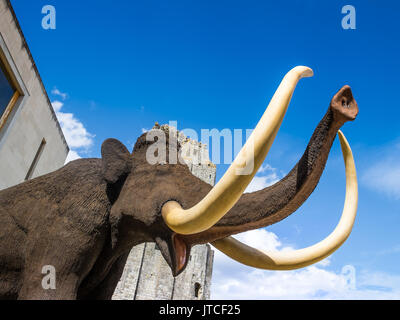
11,0 -> 400,298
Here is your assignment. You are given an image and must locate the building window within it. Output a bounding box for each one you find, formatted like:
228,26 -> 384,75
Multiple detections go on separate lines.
194,282 -> 201,298
0,58 -> 19,131
25,138 -> 47,181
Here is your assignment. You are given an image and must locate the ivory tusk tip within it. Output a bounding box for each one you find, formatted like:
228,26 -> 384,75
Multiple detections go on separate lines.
337,130 -> 354,166
338,130 -> 349,150
162,65 -> 314,235
291,66 -> 314,79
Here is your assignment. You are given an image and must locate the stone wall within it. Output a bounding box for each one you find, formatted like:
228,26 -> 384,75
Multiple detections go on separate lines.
112,125 -> 216,300
112,243 -> 214,300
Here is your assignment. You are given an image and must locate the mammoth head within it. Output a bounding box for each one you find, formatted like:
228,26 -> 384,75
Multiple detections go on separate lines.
101,66 -> 359,276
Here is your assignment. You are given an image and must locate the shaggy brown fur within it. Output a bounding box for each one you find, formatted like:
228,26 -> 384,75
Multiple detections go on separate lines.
0,86 -> 358,300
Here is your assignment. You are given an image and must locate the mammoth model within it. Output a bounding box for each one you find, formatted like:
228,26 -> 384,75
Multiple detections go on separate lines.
0,66 -> 359,299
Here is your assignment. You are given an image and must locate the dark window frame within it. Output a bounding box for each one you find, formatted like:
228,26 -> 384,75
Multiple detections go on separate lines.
0,56 -> 20,133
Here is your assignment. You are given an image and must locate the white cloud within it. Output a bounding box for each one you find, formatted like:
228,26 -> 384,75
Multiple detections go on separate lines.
378,244 -> 400,256
362,159 -> 400,199
235,228 -> 293,252
56,112 -> 94,149
258,164 -> 275,173
245,164 -> 280,193
51,87 -> 68,100
65,150 -> 81,164
211,229 -> 400,299
361,141 -> 400,199
52,100 -> 63,112
51,100 -> 94,163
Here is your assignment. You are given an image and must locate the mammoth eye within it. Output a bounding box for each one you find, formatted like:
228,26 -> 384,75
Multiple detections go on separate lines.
342,99 -> 350,108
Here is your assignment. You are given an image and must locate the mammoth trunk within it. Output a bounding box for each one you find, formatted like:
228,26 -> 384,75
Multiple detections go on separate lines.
190,105 -> 347,243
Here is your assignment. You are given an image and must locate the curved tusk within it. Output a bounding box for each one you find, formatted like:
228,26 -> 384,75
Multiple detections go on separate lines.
211,130 -> 358,270
162,66 -> 313,234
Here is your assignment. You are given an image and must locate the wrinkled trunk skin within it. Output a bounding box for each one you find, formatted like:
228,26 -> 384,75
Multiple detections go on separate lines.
186,87 -> 358,245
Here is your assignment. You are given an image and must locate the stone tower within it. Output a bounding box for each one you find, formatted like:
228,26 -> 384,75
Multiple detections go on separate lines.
112,124 -> 216,300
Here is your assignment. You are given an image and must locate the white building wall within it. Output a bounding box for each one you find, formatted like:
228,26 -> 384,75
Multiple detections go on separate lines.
0,0 -> 68,190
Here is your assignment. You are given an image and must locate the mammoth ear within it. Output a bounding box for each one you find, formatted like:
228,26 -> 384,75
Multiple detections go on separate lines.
101,139 -> 131,184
